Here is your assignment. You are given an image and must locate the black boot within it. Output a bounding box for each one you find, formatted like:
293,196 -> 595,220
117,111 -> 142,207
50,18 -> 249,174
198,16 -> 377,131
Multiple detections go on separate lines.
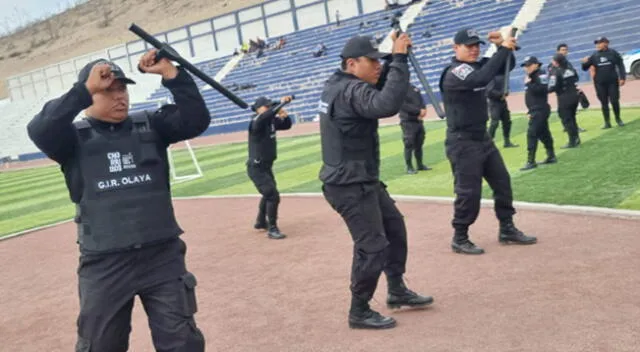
267,225 -> 286,239
498,219 -> 537,245
540,149 -> 557,164
520,151 -> 537,171
415,148 -> 431,171
405,148 -> 416,174
561,135 -> 579,149
616,118 -> 625,127
451,229 -> 484,255
503,139 -> 519,148
254,198 -> 267,230
349,296 -> 396,329
386,275 -> 434,309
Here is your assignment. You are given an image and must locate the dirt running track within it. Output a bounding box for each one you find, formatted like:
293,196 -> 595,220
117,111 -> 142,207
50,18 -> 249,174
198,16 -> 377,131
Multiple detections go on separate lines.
2,197 -> 640,351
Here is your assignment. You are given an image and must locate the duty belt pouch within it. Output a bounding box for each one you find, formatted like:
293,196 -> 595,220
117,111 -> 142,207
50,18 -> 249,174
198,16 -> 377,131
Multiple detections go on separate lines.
578,91 -> 590,109
181,272 -> 199,315
130,112 -> 160,166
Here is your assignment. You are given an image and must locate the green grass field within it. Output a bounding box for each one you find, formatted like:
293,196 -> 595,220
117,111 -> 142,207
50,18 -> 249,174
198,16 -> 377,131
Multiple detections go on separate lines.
1,107 -> 639,237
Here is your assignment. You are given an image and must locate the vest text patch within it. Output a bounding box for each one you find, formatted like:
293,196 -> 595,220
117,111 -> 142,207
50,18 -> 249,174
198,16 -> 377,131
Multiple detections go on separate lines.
95,173 -> 153,192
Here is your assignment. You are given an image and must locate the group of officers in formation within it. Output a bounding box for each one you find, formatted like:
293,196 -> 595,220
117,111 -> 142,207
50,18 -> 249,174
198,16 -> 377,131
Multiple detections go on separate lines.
26,20 -> 627,350
400,37 -> 626,174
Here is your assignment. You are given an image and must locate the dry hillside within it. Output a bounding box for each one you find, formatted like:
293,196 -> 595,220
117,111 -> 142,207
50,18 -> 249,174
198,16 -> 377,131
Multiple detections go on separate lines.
0,0 -> 265,99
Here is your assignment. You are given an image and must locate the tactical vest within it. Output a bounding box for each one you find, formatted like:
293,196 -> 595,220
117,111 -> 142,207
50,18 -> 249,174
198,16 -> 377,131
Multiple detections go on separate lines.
318,80 -> 379,185
73,113 -> 182,252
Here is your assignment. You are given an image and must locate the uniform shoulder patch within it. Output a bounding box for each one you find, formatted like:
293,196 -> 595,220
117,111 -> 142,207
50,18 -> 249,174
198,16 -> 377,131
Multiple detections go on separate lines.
450,64 -> 474,80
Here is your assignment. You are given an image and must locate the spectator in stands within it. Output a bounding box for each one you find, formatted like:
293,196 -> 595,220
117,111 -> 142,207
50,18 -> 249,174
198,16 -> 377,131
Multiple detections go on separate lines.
319,33 -> 433,330
581,36 -> 626,128
275,37 -> 286,50
439,28 -> 536,255
335,10 -> 341,26
247,96 -> 293,240
374,32 -> 385,44
399,83 -> 431,174
386,0 -> 400,10
312,43 -> 327,57
26,50 -> 209,351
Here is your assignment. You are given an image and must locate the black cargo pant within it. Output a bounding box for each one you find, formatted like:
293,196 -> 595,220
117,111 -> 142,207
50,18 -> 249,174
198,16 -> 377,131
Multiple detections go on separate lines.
75,238 -> 205,352
322,181 -> 407,301
247,160 -> 280,226
445,132 -> 516,243
595,81 -> 621,124
488,101 -> 512,142
557,98 -> 579,143
527,109 -> 554,157
400,121 -> 426,168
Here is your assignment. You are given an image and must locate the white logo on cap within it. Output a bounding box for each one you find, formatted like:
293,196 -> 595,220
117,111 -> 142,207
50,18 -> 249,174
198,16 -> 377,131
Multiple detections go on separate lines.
524,56 -> 531,61
466,29 -> 479,38
370,39 -> 379,50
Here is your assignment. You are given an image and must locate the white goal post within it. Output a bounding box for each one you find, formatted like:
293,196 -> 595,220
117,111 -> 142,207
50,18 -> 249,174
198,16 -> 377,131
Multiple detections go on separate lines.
131,96 -> 204,184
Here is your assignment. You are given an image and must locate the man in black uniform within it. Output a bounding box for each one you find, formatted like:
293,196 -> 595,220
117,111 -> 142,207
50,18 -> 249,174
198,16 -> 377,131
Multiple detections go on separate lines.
581,36 -> 626,128
520,56 -> 556,171
486,74 -> 518,148
319,34 -> 433,330
26,50 -> 208,352
439,28 -> 537,255
548,44 -> 587,132
399,83 -> 431,174
550,53 -> 581,148
247,95 -> 293,240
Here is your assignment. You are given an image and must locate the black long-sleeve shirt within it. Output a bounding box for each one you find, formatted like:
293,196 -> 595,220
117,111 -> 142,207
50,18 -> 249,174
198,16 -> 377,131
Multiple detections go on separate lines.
581,48 -> 626,84
524,68 -> 550,113
248,109 -> 292,164
439,47 -> 515,136
26,67 -> 211,202
319,54 -> 410,185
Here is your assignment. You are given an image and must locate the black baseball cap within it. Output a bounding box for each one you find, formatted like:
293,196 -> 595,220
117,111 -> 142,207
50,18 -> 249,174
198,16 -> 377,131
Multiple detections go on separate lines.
340,35 -> 390,59
77,59 -> 136,85
594,36 -> 609,44
454,28 -> 486,45
521,56 -> 541,67
251,96 -> 277,112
